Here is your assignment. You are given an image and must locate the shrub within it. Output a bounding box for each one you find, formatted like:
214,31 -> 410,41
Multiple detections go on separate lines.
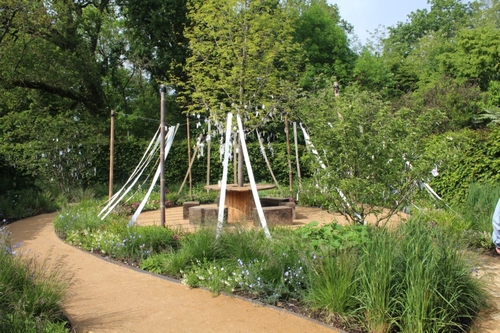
0,225 -> 71,332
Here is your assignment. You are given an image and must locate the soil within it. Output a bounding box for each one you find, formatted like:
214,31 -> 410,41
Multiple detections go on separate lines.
6,211 -> 500,333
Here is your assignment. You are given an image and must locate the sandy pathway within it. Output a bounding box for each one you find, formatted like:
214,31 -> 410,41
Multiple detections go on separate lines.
7,213 -> 342,333
473,255 -> 500,333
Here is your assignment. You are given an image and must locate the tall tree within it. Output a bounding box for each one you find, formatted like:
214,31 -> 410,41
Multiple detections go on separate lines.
293,0 -> 356,90
178,0 -> 303,126
382,0 -> 475,94
298,84 -> 436,224
0,0 -> 120,115
116,0 -> 189,84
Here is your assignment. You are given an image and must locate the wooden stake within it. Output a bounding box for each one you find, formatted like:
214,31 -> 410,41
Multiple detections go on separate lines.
256,130 -> 282,195
206,121 -> 211,192
160,86 -> 166,227
186,115 -> 192,199
177,144 -> 199,195
285,114 -> 293,197
108,109 -> 115,199
233,131 -> 238,184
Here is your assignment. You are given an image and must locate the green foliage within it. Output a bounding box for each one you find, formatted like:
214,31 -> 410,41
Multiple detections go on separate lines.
440,24 -> 500,91
177,227 -> 308,302
460,182 -> 500,244
116,0 -> 189,83
294,222 -> 369,250
357,228 -> 395,333
178,0 -> 302,126
0,0 -> 116,115
293,0 -> 356,90
420,128 -> 500,203
382,0 -> 475,95
406,77 -> 485,131
56,201 -> 180,261
0,188 -> 60,222
299,85 -> 429,223
393,218 -> 488,332
0,226 -> 70,332
353,48 -> 394,95
305,249 -> 358,317
0,107 -> 108,191
53,200 -> 110,238
163,138 -> 311,186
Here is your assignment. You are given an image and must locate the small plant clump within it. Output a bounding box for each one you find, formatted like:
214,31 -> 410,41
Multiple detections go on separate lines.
0,223 -> 71,332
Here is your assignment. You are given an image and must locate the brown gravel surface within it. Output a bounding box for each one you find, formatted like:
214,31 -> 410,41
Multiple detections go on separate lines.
7,213 -> 344,333
472,255 -> 500,333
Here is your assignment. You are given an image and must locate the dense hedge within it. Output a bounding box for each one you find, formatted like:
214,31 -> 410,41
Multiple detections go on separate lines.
423,126 -> 500,203
93,139 -> 312,188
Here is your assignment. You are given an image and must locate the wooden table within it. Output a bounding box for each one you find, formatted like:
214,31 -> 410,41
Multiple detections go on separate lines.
204,183 -> 275,222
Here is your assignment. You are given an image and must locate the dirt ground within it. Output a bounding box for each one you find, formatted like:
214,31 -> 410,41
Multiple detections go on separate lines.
6,210 -> 500,333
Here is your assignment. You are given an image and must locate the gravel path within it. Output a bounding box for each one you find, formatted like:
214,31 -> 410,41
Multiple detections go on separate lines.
7,213 -> 342,333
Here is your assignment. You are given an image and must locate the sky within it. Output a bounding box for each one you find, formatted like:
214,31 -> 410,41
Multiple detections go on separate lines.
328,0 -> 431,44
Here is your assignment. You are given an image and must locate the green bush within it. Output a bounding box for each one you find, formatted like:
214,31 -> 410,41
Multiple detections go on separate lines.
0,188 -> 60,222
0,226 -> 70,332
461,182 -> 500,233
54,200 -> 110,238
421,128 -> 500,204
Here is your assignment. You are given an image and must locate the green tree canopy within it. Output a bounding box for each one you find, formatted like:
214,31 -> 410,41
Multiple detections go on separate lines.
0,0 -> 120,115
177,0 -> 303,127
293,0 -> 356,90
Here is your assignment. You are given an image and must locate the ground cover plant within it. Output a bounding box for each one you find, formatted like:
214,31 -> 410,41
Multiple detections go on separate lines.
54,199 -> 491,333
0,224 -> 71,332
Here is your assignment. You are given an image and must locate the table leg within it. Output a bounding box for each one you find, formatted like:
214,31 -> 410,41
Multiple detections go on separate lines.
226,191 -> 255,222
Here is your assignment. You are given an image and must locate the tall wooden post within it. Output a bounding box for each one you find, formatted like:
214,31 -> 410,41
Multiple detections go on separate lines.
108,110 -> 115,199
233,131 -> 238,184
238,136 -> 244,187
285,114 -> 293,197
206,121 -> 211,191
186,115 -> 193,199
160,86 -> 166,227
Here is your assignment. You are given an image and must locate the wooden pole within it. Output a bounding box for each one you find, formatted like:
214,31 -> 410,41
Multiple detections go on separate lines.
233,131 -> 238,184
177,144 -> 199,195
238,135 -> 244,187
293,122 -> 302,191
160,86 -> 166,227
285,114 -> 293,197
256,130 -> 282,195
186,115 -> 192,199
206,121 -> 211,191
108,110 -> 115,199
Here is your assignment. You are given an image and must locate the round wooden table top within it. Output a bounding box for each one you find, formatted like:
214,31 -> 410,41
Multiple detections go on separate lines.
204,183 -> 275,192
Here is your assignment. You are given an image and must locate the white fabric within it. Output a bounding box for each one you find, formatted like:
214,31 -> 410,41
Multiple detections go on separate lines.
237,114 -> 271,239
216,114 -> 233,238
492,199 -> 500,248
